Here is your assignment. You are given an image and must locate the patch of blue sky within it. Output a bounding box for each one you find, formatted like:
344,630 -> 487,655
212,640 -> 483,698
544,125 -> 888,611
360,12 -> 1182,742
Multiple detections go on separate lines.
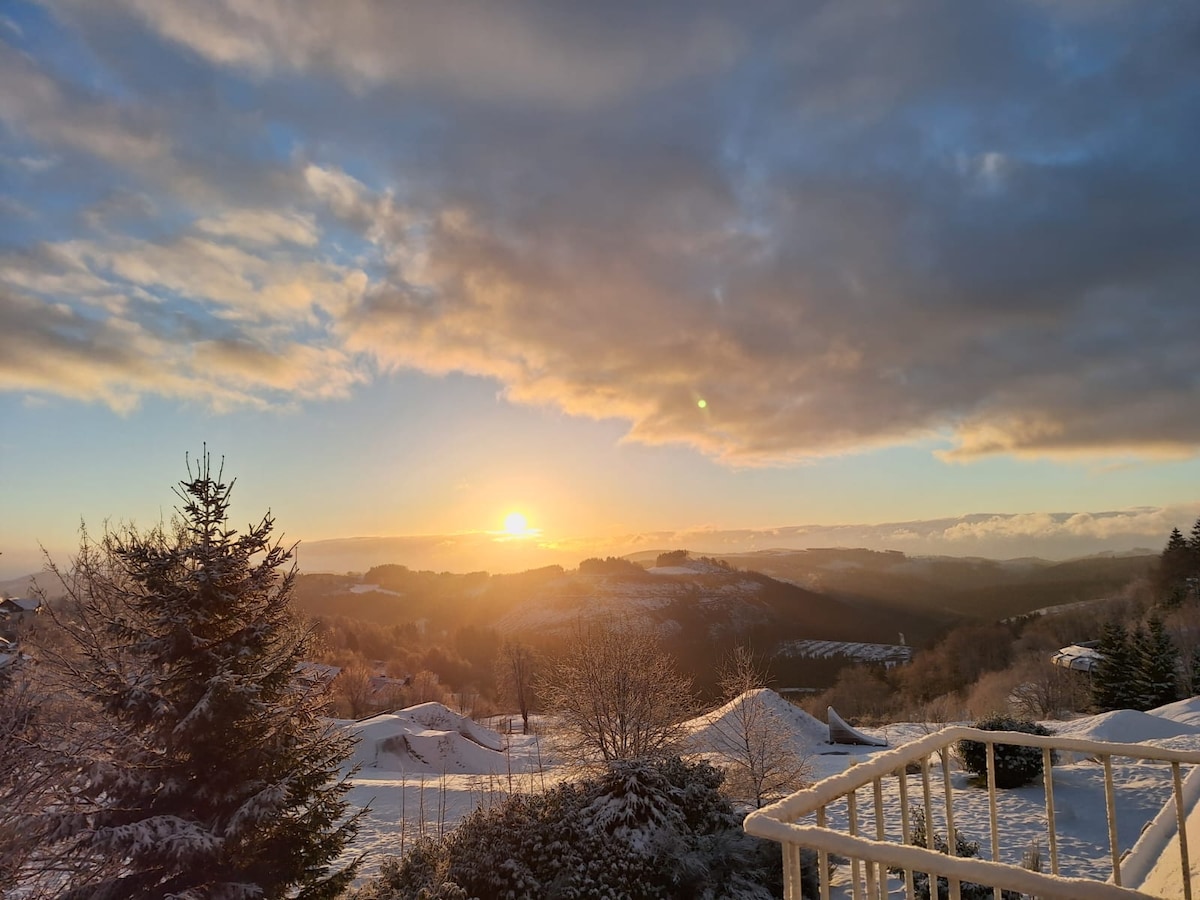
4,2 -> 137,104
0,169 -> 105,247
119,292 -> 261,346
314,224 -> 384,274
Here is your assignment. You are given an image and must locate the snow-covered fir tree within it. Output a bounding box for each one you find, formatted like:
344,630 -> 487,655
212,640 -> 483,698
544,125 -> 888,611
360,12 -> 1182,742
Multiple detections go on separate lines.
43,453 -> 359,899
1135,616 -> 1181,710
1091,621 -> 1135,712
1159,527 -> 1195,604
1190,646 -> 1200,696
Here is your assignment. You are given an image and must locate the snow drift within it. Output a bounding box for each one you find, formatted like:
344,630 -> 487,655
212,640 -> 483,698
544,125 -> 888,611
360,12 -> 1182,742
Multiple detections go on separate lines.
347,703 -> 510,775
686,687 -> 836,754
1052,708 -> 1200,745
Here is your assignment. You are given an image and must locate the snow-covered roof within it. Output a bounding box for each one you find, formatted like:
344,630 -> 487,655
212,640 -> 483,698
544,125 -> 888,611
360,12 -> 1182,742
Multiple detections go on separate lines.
295,662 -> 341,684
0,596 -> 40,613
1051,643 -> 1102,672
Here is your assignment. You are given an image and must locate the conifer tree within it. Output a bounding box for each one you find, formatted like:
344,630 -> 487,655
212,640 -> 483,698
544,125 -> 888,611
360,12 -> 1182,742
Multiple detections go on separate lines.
1189,518 -> 1200,598
1159,527 -> 1193,604
1092,621 -> 1135,711
1190,646 -> 1200,697
45,453 -> 359,899
1129,624 -> 1152,709
1137,616 -> 1181,710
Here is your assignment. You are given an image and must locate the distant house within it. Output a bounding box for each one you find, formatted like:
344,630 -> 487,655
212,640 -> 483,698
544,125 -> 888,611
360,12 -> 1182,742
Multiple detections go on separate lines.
368,674 -> 410,702
1051,641 -> 1102,673
0,597 -> 41,623
295,661 -> 342,690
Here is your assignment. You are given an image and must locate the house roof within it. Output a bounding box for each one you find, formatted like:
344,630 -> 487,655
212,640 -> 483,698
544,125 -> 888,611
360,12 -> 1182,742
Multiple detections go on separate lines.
0,597 -> 41,613
1051,643 -> 1103,672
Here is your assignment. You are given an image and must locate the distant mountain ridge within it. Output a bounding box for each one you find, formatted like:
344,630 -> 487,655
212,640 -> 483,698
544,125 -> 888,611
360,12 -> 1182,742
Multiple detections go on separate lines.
710,547 -> 1155,620
15,548 -> 1151,666
286,547 -> 1151,662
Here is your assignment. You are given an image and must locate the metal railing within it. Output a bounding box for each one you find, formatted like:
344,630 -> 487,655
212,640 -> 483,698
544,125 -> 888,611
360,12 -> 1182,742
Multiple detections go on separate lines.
744,726 -> 1200,900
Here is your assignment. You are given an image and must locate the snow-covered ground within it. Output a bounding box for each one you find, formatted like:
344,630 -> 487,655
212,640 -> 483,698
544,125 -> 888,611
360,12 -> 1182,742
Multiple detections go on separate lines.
339,695 -> 1200,893
341,705 -> 563,877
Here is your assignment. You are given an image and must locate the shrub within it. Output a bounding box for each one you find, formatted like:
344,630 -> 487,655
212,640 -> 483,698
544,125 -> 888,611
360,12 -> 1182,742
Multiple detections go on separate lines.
351,757 -> 804,899
957,714 -> 1056,789
890,805 -> 1019,900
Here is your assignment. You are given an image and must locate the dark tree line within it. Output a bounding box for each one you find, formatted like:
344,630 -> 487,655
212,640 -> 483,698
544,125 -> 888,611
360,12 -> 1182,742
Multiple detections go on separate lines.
1159,519 -> 1200,606
1091,521 -> 1200,713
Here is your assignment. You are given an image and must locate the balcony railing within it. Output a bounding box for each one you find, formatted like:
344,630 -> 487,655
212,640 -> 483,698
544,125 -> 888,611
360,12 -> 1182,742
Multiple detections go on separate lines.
744,726 -> 1200,900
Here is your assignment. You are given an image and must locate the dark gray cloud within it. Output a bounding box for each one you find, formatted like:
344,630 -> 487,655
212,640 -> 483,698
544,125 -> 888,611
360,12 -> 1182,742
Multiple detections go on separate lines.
5,0 -> 1199,461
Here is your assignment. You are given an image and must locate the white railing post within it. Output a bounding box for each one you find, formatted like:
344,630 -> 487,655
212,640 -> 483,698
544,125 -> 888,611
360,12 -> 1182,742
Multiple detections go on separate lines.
782,840 -> 802,900
1044,745 -> 1059,876
1103,754 -> 1121,886
943,749 -> 958,857
898,764 -> 915,899
848,788 -> 864,900
986,739 -> 1001,900
922,753 -> 935,893
1173,761 -> 1192,900
873,776 -> 887,900
817,805 -> 832,900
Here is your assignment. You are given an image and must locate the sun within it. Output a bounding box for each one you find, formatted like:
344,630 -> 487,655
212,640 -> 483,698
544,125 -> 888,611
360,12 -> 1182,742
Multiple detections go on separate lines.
503,511 -> 529,535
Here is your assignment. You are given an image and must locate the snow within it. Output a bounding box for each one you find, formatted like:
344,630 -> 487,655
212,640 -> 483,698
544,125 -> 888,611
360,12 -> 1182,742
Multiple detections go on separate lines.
347,703 -> 508,774
685,687 -> 831,754
1053,708 -> 1200,745
1150,696 -> 1200,730
338,694 -> 1200,893
348,584 -> 402,596
340,703 -> 561,877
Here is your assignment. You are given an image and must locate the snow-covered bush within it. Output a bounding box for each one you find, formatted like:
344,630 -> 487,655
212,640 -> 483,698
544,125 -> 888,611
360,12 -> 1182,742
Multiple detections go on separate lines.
352,757 -> 808,899
890,805 -> 1020,900
957,715 -> 1056,789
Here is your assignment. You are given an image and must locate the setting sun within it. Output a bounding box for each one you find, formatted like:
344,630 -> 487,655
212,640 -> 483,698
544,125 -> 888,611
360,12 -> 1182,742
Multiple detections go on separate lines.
503,511 -> 529,534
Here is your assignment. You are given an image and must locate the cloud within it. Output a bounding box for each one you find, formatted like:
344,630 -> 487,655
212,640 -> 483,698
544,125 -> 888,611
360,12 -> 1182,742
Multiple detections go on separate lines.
7,1 -> 1200,462
939,507 -> 1197,545
0,42 -> 170,169
78,0 -> 745,109
195,209 -> 318,247
289,503 -> 1200,574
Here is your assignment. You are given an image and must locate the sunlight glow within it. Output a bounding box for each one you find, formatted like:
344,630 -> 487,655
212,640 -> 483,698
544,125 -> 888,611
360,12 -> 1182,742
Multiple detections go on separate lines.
504,511 -> 529,534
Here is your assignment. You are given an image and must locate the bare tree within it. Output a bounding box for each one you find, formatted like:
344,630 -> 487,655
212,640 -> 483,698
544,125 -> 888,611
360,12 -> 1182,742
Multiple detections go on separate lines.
539,619 -> 695,764
497,640 -> 536,734
704,646 -> 811,808
0,669 -> 119,899
334,662 -> 375,719
1008,654 -> 1089,720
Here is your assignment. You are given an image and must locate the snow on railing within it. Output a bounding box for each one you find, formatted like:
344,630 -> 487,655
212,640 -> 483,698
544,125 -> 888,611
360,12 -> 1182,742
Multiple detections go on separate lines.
744,726 -> 1200,900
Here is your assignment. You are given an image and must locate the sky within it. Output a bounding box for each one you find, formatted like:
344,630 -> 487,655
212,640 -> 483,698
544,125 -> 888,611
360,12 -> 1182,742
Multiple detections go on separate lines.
2,1 -> 1199,577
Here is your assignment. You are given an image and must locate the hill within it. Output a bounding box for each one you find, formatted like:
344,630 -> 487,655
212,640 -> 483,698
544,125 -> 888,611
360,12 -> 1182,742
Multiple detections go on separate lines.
715,547 -> 1154,620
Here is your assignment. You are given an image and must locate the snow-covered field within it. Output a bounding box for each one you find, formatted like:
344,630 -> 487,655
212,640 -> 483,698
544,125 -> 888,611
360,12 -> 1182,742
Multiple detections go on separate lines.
339,695 -> 1200,892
